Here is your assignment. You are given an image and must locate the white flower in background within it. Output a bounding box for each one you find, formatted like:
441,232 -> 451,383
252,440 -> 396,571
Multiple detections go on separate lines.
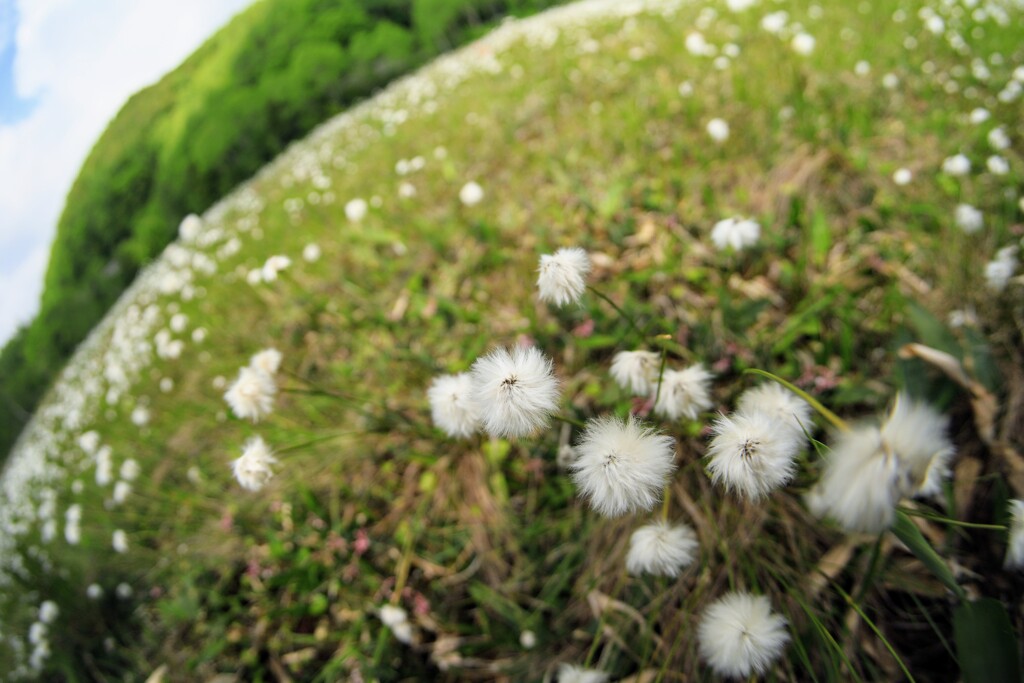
86,584 -> 103,600
459,181 -> 484,206
711,217 -> 761,252
113,481 -> 131,505
570,415 -> 676,517
1005,499 -> 1024,569
685,31 -> 713,56
261,255 -> 291,282
224,366 -> 277,422
969,107 -> 990,124
470,346 -> 560,438
41,520 -> 57,543
698,592 -> 789,679
985,246 -> 1018,291
611,350 -> 661,396
791,32 -> 815,55
942,154 -> 971,176
537,247 -> 591,306
38,601 -> 59,624
398,181 -> 417,199
78,430 -> 100,455
95,445 -> 113,486
231,436 -> 278,492
955,204 -> 983,234
626,520 -> 699,577
345,197 -> 368,222
737,383 -> 813,440
112,530 -> 128,554
988,126 -> 1010,150
302,243 -> 322,262
160,377 -> 174,393
987,156 -> 1009,175
519,630 -> 537,649
28,622 -> 47,645
131,405 -> 150,427
116,583 -> 133,599
707,118 -> 730,143
246,268 -> 263,286
120,458 -> 140,481
706,411 -> 801,500
810,395 -> 953,532
170,313 -> 188,334
761,11 -> 788,34
65,504 -> 82,545
428,373 -> 480,438
250,348 -> 283,375
652,365 -> 714,421
854,60 -> 870,76
678,80 -> 694,97
882,73 -> 899,90
379,605 -> 413,644
557,664 -> 609,683
178,214 -> 203,242
192,327 -> 207,343
893,168 -> 913,185
726,0 -> 755,11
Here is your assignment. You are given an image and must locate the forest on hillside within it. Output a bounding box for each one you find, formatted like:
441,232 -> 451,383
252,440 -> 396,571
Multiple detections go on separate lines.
0,0 -> 564,462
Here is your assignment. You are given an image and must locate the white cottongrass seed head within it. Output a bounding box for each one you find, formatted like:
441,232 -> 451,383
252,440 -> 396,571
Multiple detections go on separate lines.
427,373 -> 479,438
955,203 -> 983,234
345,197 -> 368,222
893,168 -> 913,185
224,366 -> 277,422
625,520 -> 699,577
610,350 -> 661,396
698,592 -> 789,679
1004,499 -> 1024,569
880,394 -> 955,497
231,436 -> 278,492
652,364 -> 714,421
941,154 -> 971,176
379,604 -> 413,644
736,383 -> 813,441
459,181 -> 484,206
705,411 -> 802,500
537,247 -> 591,306
112,529 -> 128,554
569,414 -> 676,517
556,664 -> 609,683
707,118 -> 730,142
250,348 -> 283,375
470,346 -> 560,438
985,246 -> 1018,291
791,32 -> 816,55
711,217 -> 761,252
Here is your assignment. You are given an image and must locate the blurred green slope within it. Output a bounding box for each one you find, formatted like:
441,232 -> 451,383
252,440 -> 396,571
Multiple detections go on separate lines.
0,0 -> 565,462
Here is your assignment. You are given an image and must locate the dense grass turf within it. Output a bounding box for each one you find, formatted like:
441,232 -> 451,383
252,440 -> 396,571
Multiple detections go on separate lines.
2,0 -> 1023,680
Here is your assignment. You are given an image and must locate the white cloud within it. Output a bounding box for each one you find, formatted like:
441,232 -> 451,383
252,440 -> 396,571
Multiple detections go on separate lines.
0,0 -> 251,344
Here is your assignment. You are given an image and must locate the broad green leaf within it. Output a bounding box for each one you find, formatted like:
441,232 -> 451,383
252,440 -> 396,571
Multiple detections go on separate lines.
954,598 -> 1022,683
891,511 -> 965,599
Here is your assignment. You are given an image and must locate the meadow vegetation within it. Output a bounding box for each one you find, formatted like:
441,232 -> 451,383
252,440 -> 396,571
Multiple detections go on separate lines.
2,0 -> 1024,680
0,0 -> 567,461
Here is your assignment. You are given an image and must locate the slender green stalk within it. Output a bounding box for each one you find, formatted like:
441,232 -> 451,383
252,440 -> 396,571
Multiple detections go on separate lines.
834,584 -> 916,682
587,285 -> 643,338
743,368 -> 850,432
898,506 -> 1006,530
554,413 -> 587,429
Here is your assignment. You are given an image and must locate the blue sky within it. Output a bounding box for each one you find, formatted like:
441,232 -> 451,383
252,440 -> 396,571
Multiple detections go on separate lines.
0,0 -> 252,345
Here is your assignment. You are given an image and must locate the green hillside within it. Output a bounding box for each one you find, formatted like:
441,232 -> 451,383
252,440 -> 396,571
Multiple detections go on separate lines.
0,0 -> 566,462
2,0 -> 1024,680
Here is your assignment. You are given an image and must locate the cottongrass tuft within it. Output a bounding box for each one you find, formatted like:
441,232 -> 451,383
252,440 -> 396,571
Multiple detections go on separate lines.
459,181 -> 485,206
1005,500 -> 1024,569
610,350 -> 661,396
470,346 -> 560,438
711,217 -> 760,252
698,592 -> 789,679
250,348 -> 283,375
570,415 -> 676,517
954,203 -> 983,234
537,247 -> 591,306
112,529 -> 128,554
231,436 -> 278,492
625,520 -> 699,577
379,605 -> 413,644
224,366 -> 277,422
736,383 -> 813,441
556,664 -> 609,683
706,118 -> 730,142
652,365 -> 714,421
705,411 -> 802,500
941,153 -> 971,176
427,373 -> 479,438
985,246 -> 1018,291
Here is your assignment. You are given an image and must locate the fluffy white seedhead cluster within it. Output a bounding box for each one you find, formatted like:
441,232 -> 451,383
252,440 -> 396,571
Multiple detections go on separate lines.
706,117 -> 730,142
261,255 -> 292,282
345,197 -> 368,222
711,217 -> 761,252
379,604 -> 413,644
537,247 -> 591,306
809,394 -> 954,533
893,168 -> 913,185
941,153 -> 971,176
954,203 -> 983,234
112,529 -> 128,554
791,31 -> 815,55
459,181 -> 485,206
556,664 -> 609,683
1005,500 -> 1024,569
652,365 -> 714,421
570,415 -> 676,517
625,520 -> 699,577
610,350 -> 661,396
736,383 -> 813,442
470,346 -> 560,438
231,437 -> 278,492
705,411 -> 802,501
427,373 -> 480,438
224,349 -> 282,422
985,245 -> 1018,291
698,592 -> 789,679
250,348 -> 283,376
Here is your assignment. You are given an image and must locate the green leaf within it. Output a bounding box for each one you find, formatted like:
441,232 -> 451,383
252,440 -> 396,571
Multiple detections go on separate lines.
891,510 -> 964,599
954,598 -> 1022,683
810,209 -> 831,267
